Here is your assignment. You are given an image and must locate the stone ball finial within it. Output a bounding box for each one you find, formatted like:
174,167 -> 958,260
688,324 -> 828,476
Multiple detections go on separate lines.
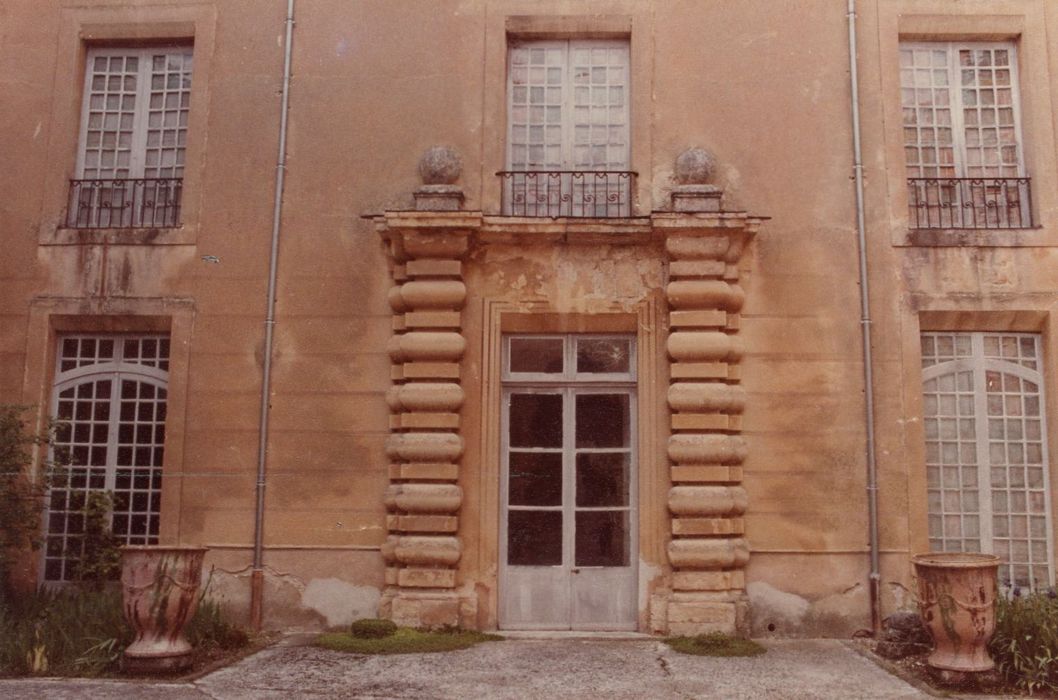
674,147 -> 716,185
418,146 -> 462,185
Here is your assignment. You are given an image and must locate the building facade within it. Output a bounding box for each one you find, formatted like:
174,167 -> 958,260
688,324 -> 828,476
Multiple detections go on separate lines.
2,0 -> 1057,635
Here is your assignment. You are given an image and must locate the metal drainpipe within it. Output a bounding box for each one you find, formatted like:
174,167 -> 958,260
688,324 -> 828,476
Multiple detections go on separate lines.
847,0 -> 882,634
250,0 -> 295,632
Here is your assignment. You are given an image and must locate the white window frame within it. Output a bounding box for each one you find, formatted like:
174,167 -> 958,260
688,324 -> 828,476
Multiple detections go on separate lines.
76,46 -> 193,181
921,331 -> 1055,589
505,39 -> 630,172
42,334 -> 170,583
900,41 -> 1027,180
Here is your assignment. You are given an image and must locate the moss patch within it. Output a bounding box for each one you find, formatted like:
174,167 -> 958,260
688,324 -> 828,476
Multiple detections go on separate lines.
665,632 -> 766,657
315,628 -> 502,655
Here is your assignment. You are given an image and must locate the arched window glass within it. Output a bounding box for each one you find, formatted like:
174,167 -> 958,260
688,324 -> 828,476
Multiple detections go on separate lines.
44,335 -> 169,582
922,332 -> 1054,589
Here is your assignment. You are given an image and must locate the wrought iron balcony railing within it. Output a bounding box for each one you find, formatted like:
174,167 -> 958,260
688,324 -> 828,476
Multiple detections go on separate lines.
907,177 -> 1033,230
498,170 -> 636,218
66,178 -> 183,229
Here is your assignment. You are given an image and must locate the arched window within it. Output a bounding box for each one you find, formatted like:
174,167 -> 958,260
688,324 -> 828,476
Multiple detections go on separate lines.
921,332 -> 1054,589
44,335 -> 169,582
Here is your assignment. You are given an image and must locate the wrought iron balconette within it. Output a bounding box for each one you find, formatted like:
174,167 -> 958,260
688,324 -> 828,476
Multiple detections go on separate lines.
498,170 -> 636,218
66,178 -> 183,229
907,177 -> 1033,230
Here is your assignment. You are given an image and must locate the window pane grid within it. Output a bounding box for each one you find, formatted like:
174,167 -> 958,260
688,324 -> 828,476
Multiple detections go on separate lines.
901,43 -> 1022,179
921,332 -> 1054,589
44,334 -> 170,582
507,40 -> 629,173
144,51 -> 193,179
901,42 -> 1030,229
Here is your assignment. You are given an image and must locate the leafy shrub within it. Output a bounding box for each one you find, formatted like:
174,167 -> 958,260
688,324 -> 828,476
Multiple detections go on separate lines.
349,618 -> 397,639
989,588 -> 1058,694
0,406 -> 50,602
66,490 -> 121,589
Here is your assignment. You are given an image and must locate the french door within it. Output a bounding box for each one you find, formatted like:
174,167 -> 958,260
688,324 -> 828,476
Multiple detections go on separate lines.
499,335 -> 637,630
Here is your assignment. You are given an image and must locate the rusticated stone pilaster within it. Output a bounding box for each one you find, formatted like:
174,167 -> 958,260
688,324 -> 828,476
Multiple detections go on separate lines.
652,159 -> 764,636
375,210 -> 481,629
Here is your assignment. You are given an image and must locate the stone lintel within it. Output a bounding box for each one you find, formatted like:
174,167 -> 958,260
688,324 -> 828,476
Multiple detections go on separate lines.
672,517 -> 745,536
391,412 -> 461,430
670,465 -> 743,483
403,311 -> 462,329
393,515 -> 459,533
672,570 -> 746,591
388,463 -> 460,481
668,260 -> 726,279
407,259 -> 463,278
397,568 -> 456,589
671,413 -> 736,432
396,362 -> 461,380
669,309 -> 728,328
670,362 -> 735,380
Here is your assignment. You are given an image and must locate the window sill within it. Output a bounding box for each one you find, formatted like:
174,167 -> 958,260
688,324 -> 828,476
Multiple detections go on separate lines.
904,226 -> 1047,248
40,225 -> 195,246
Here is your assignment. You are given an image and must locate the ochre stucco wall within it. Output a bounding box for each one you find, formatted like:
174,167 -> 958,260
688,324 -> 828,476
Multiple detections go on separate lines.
1,0 -> 1057,634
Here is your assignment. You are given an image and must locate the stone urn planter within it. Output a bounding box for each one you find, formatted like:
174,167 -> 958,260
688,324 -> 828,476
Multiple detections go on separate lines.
120,545 -> 208,673
911,552 -> 1000,674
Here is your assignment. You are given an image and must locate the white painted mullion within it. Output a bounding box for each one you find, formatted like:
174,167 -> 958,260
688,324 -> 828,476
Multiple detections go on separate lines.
74,50 -> 99,178
561,40 -> 573,170
129,47 -> 152,180
1026,335 -> 1055,586
563,387 -> 575,577
103,374 -> 122,496
946,44 -> 969,180
971,333 -> 994,554
1007,44 -> 1028,177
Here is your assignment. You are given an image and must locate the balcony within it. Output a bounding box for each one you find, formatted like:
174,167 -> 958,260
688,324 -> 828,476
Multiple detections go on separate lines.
66,178 -> 182,229
498,171 -> 636,218
907,177 -> 1033,230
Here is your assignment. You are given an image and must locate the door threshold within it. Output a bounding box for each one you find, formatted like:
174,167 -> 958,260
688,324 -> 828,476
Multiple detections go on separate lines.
498,630 -> 653,640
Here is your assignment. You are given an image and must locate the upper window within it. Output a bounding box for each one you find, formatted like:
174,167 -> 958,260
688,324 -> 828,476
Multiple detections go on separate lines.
901,42 -> 1032,229
67,47 -> 193,229
500,40 -> 633,218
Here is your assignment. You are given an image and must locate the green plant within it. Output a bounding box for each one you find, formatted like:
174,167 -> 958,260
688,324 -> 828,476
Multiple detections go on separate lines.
67,490 -> 121,589
316,627 -> 502,655
0,406 -> 51,601
349,618 -> 398,639
186,597 -> 249,651
0,586 -> 130,676
665,632 -> 766,657
989,588 -> 1058,694
0,584 -> 249,677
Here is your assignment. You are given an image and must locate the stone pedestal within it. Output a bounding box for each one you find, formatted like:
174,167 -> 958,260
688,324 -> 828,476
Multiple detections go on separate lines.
376,210 -> 479,629
653,191 -> 762,636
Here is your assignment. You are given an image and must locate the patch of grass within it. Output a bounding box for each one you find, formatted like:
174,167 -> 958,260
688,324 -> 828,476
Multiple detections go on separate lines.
316,627 -> 502,655
665,632 -> 766,657
349,617 -> 397,639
